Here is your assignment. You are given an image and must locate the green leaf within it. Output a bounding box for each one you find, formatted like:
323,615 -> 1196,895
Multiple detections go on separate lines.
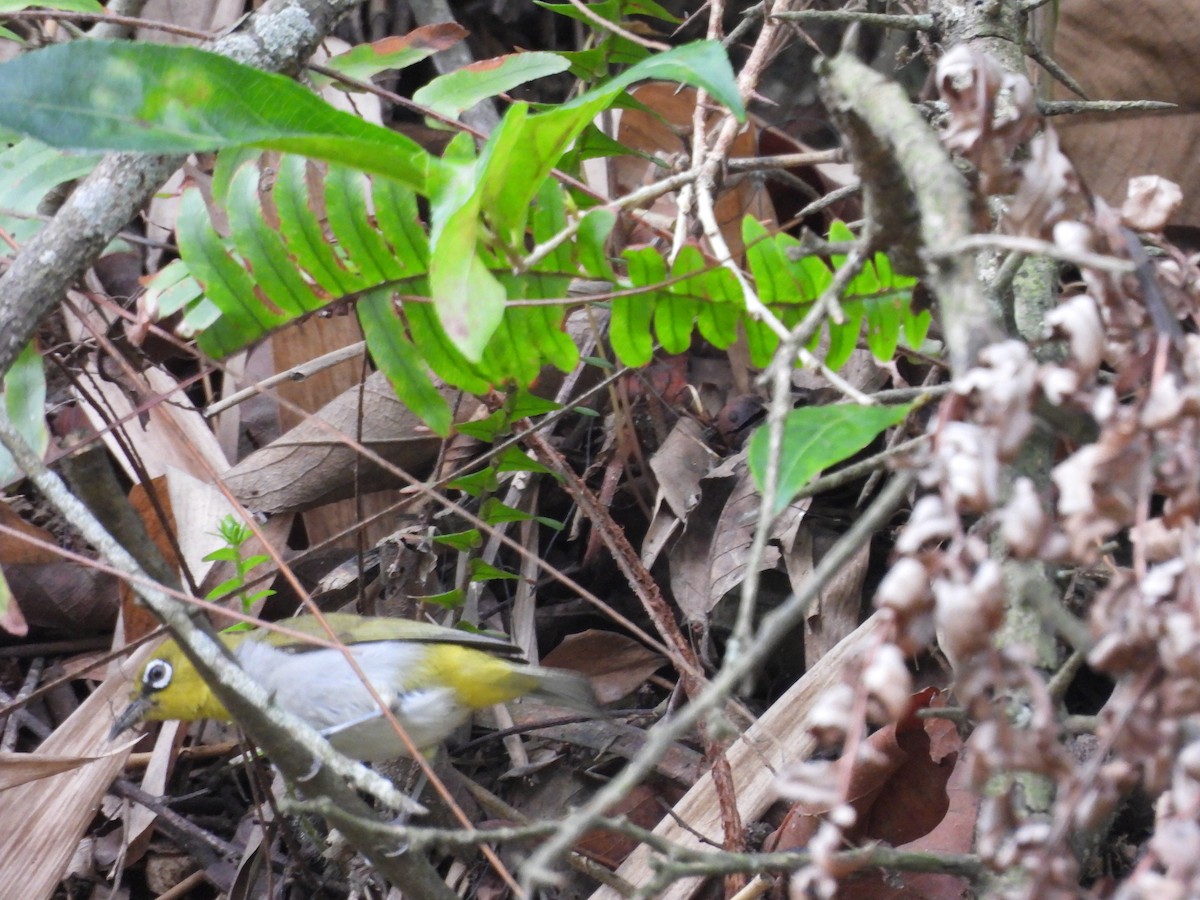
824,300 -> 863,371
0,139 -> 99,252
749,403 -> 914,516
417,588 -> 466,609
224,162 -> 320,316
744,217 -> 796,305
494,445 -> 556,476
578,208 -> 617,279
357,289 -> 451,436
552,48 -> 611,82
142,259 -> 206,321
0,41 -> 438,193
657,272 -> 698,355
433,530 -> 482,551
373,176 -> 429,272
413,52 -> 571,121
904,307 -> 932,350
0,341 -> 47,487
480,498 -> 535,525
325,163 -> 404,282
205,577 -> 246,600
274,154 -> 356,295
179,187 -> 287,357
478,41 -> 743,245
320,25 -> 467,81
405,301 -> 492,395
429,194 -> 505,362
469,558 -> 519,582
447,468 -> 499,497
865,293 -> 901,361
613,248 -> 664,366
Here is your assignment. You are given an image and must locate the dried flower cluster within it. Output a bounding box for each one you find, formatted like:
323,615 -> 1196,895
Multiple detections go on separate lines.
781,44 -> 1200,898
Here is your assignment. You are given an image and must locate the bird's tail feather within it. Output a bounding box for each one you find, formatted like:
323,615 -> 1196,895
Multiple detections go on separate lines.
525,666 -> 602,715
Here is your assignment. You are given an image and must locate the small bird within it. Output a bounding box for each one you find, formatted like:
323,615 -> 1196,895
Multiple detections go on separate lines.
110,613 -> 599,761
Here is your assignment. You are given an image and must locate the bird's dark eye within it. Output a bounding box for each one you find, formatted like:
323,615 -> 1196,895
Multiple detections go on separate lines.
143,659 -> 173,691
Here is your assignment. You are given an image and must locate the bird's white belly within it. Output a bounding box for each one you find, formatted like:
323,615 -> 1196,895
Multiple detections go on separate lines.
235,640 -> 470,760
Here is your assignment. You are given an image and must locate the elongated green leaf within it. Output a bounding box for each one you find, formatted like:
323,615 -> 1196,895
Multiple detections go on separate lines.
479,41 -> 743,245
321,25 -> 467,81
749,403 -> 913,516
325,164 -> 404,282
179,188 -> 290,357
0,41 -> 438,193
225,162 -> 321,316
0,341 -> 47,488
373,177 -> 429,272
825,300 -> 863,372
357,290 -> 451,436
613,248 -> 663,366
405,302 -> 492,395
273,155 -> 356,295
0,139 -> 99,251
144,258 -> 206,320
865,293 -> 902,360
429,195 -> 505,362
413,52 -> 570,120
744,217 -> 796,304
538,0 -> 680,26
578,208 -> 617,280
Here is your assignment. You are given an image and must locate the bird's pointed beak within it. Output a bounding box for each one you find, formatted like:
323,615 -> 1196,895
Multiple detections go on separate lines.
109,694 -> 153,741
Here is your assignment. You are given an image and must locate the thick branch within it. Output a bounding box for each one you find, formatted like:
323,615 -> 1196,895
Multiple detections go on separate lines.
818,52 -> 1003,376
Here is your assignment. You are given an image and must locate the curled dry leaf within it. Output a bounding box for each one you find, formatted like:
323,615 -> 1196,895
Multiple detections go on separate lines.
771,688 -> 960,862
1130,516 -> 1182,562
935,421 -> 1000,512
895,495 -> 958,553
774,758 -> 842,812
959,341 -> 1038,446
874,556 -> 933,618
936,44 -> 1038,194
1000,476 -> 1048,559
933,560 -> 1004,671
805,683 -> 856,748
1008,127 -> 1086,238
1045,293 -> 1105,374
1122,175 -> 1184,233
862,643 -> 912,723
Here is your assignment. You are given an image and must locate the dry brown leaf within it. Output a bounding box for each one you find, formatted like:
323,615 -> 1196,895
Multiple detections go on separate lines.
76,367 -> 230,482
122,477 -> 178,642
766,689 -> 960,857
786,525 -> 871,664
1054,0 -> 1200,230
707,459 -> 807,607
0,745 -> 132,792
575,783 -> 680,869
541,630 -> 666,705
0,502 -> 58,564
0,671 -> 135,897
225,370 -> 480,515
5,563 -> 118,634
648,417 -> 717,522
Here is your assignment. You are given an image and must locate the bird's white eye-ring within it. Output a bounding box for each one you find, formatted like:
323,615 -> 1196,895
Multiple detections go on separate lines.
143,659 -> 173,691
